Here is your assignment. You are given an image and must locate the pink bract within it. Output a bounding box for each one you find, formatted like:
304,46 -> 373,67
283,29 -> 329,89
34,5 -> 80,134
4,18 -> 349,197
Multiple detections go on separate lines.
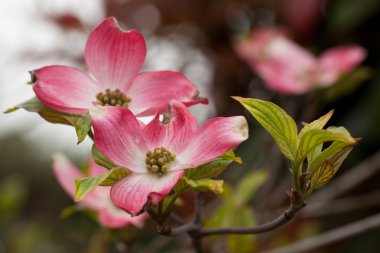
32,17 -> 207,116
90,102 -> 249,216
235,27 -> 366,95
52,153 -> 146,228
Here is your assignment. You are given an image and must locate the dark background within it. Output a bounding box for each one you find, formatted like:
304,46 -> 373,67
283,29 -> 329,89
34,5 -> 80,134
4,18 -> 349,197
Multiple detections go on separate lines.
2,0 -> 380,252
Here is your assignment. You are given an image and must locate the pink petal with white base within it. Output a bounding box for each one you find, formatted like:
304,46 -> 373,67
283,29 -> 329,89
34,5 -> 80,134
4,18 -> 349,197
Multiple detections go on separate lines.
127,71 -> 208,116
236,27 -> 317,95
98,205 -> 146,229
143,102 -> 197,153
52,153 -> 105,211
85,17 -> 146,89
317,45 -> 366,86
33,65 -> 99,114
178,116 -> 248,167
90,106 -> 148,173
253,62 -> 314,95
111,171 -> 184,216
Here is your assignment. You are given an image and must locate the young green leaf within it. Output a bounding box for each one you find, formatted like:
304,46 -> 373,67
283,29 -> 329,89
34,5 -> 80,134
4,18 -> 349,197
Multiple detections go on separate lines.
329,146 -> 353,173
307,127 -> 357,173
65,115 -> 92,144
91,145 -> 117,170
74,167 -> 129,201
298,110 -> 334,139
296,129 -> 356,166
178,177 -> 224,194
310,160 -> 335,189
184,150 -> 241,181
234,97 -> 298,160
4,97 -> 44,113
5,96 -> 77,125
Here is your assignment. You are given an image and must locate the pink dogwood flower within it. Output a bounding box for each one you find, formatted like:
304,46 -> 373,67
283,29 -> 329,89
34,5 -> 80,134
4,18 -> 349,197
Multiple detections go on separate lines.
90,101 -> 248,216
32,17 -> 207,116
235,27 -> 366,95
52,153 -> 146,228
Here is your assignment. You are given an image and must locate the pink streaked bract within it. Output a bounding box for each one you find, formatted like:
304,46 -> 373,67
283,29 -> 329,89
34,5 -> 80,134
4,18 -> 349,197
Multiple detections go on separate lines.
32,17 -> 207,116
52,153 -> 146,228
90,102 -> 249,216
235,27 -> 366,95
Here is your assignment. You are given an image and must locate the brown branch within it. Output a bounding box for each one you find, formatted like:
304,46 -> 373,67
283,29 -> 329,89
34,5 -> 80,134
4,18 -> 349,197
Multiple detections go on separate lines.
261,212 -> 380,253
160,190 -> 305,238
169,212 -> 185,225
190,193 -> 205,253
200,199 -> 305,236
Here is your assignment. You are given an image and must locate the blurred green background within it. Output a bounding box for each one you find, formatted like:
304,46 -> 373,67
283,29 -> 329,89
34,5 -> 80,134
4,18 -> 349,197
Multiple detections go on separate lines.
2,0 -> 380,252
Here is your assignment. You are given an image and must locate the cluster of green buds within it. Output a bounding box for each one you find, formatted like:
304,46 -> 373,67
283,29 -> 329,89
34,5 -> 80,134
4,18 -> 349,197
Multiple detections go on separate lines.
96,88 -> 131,107
146,147 -> 176,176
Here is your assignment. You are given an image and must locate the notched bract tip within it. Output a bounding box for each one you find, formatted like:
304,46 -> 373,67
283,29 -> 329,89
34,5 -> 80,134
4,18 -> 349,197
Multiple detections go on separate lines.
28,70 -> 37,84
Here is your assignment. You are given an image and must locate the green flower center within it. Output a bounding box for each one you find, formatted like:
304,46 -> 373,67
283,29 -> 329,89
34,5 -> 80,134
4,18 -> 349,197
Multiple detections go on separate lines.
145,147 -> 176,176
96,89 -> 131,107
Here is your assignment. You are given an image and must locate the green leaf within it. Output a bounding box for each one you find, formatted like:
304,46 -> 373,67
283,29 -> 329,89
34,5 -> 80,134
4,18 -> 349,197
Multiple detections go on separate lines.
296,128 -> 356,167
234,97 -> 298,160
310,160 -> 335,189
184,150 -> 241,181
178,177 -> 224,194
65,114 -> 92,144
91,145 -> 117,170
99,168 -> 129,186
307,127 -> 357,172
298,110 -> 334,139
299,110 -> 334,164
74,167 -> 129,201
329,146 -> 353,173
308,141 -> 348,173
5,96 -> 78,125
4,97 -> 44,113
235,170 -> 267,207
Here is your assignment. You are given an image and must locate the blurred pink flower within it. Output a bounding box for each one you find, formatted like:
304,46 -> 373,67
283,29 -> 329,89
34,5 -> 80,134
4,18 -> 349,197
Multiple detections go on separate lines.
52,153 -> 146,228
235,27 -> 366,95
90,101 -> 248,216
32,17 -> 207,116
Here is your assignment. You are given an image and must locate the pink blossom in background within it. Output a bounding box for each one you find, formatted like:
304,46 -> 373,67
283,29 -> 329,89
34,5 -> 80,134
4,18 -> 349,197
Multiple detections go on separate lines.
52,153 -> 146,228
235,27 -> 366,95
33,17 -> 207,116
90,101 -> 248,216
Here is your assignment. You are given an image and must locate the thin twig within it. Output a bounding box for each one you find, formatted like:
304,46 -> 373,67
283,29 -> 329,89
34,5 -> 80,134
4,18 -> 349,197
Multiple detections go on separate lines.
163,223 -> 201,237
194,192 -> 204,225
261,212 -> 380,253
160,191 -> 305,238
169,212 -> 185,225
190,193 -> 205,253
200,199 -> 305,236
